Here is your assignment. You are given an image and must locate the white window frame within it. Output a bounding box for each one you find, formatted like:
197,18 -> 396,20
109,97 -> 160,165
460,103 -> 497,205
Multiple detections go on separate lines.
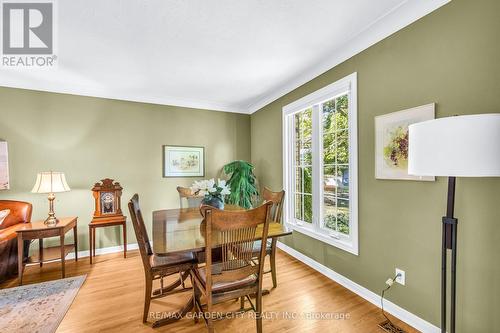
282,72 -> 358,255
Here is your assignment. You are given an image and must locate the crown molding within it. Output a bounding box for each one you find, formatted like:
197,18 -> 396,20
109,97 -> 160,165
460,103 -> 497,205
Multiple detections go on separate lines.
0,80 -> 249,114
246,0 -> 451,114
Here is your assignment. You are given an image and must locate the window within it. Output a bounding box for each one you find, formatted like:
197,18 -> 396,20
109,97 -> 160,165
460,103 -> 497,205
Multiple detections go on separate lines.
283,73 -> 358,255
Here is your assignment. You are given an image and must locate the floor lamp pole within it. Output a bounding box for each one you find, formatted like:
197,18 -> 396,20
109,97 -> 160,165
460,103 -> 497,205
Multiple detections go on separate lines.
442,176 -> 458,333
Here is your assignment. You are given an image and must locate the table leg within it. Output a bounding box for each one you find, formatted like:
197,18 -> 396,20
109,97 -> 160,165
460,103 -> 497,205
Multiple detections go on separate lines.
270,237 -> 278,288
17,236 -> 24,286
89,226 -> 92,264
60,233 -> 66,278
74,224 -> 78,261
123,223 -> 127,258
39,238 -> 44,267
92,228 -> 96,260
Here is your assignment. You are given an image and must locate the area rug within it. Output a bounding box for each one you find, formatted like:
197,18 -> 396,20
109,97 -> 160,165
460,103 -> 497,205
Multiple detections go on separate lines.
0,275 -> 86,333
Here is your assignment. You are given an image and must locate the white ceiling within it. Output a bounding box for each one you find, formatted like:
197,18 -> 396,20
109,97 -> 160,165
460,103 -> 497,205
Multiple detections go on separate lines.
0,0 -> 449,114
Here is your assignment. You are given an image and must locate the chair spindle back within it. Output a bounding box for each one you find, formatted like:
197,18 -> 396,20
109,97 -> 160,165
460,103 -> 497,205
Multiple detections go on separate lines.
262,187 -> 285,223
203,202 -> 273,289
128,194 -> 153,270
177,186 -> 203,209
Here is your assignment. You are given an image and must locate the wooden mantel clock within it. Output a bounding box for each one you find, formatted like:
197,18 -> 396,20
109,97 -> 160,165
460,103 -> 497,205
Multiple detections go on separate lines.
92,178 -> 123,218
88,178 -> 127,264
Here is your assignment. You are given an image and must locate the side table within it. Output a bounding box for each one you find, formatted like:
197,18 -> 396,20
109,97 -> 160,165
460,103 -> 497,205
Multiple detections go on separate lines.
16,216 -> 78,285
89,216 -> 126,264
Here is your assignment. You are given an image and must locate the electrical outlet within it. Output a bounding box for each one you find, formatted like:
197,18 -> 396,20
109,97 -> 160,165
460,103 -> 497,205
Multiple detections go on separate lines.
395,268 -> 405,285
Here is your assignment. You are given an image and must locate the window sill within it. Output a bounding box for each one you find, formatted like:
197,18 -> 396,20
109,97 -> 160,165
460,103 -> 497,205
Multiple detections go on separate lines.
286,222 -> 359,256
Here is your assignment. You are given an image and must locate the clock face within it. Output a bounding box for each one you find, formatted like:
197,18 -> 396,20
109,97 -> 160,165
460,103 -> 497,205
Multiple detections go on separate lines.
100,192 -> 115,214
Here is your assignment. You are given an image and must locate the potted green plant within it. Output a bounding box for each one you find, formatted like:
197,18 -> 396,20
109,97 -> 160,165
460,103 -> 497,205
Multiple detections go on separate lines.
222,160 -> 259,209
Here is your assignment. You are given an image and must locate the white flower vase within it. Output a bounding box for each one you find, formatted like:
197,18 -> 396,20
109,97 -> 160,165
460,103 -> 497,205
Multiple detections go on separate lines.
201,195 -> 224,210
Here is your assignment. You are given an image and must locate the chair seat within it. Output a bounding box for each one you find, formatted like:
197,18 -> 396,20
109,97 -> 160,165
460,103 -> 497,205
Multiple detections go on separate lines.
249,240 -> 272,256
149,252 -> 196,269
229,240 -> 272,260
226,241 -> 273,263
194,265 -> 257,292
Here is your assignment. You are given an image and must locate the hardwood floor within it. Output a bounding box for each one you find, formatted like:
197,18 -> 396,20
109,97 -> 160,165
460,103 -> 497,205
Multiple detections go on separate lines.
0,250 -> 419,333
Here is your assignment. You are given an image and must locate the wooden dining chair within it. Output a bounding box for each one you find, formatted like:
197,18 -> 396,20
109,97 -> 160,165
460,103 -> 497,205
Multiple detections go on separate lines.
177,186 -> 204,208
128,194 -> 196,326
191,202 -> 273,333
260,187 -> 285,288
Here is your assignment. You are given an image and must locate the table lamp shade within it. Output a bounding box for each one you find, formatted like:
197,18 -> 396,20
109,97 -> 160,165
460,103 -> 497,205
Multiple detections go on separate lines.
408,114 -> 500,177
32,172 -> 70,193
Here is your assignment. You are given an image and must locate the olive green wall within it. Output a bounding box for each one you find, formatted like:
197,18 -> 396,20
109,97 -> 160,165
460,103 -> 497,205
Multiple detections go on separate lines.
251,0 -> 499,331
0,0 -> 498,330
0,87 -> 250,251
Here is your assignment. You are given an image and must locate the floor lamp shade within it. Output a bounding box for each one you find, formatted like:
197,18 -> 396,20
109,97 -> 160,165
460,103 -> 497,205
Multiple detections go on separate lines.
408,113 -> 500,333
408,114 -> 500,177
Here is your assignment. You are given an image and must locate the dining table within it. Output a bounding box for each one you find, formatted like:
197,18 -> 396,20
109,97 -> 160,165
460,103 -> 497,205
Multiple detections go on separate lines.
150,205 -> 292,327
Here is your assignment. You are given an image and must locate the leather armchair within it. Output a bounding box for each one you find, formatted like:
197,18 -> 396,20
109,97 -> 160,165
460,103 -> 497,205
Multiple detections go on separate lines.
0,200 -> 32,282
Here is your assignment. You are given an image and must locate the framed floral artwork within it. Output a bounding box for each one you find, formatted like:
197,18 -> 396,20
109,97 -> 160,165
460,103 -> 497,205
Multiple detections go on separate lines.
0,141 -> 9,190
163,145 -> 205,177
375,104 -> 435,181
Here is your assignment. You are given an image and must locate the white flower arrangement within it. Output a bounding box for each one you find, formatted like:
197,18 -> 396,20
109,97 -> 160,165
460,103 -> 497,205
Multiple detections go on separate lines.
191,178 -> 231,200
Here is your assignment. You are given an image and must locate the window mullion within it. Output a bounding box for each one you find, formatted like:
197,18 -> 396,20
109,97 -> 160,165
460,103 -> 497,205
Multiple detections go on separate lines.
311,104 -> 321,232
289,115 -> 295,225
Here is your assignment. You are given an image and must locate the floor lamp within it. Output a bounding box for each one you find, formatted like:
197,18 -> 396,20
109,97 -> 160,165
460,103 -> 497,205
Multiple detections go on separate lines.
408,114 -> 500,333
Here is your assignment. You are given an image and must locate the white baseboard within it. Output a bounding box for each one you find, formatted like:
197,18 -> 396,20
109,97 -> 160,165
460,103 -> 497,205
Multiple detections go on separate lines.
66,243 -> 139,260
276,241 -> 439,333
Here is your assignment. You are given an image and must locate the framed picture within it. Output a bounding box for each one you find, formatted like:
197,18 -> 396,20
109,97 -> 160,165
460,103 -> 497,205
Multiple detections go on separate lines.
163,145 -> 205,178
375,103 -> 435,181
0,141 -> 9,190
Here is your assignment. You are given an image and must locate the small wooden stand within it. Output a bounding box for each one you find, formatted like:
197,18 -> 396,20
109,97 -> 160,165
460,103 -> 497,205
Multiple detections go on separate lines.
16,217 -> 78,285
89,179 -> 127,264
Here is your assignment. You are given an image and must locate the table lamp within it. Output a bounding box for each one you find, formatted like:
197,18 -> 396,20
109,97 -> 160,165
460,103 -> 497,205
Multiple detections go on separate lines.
32,171 -> 71,225
408,114 -> 500,333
